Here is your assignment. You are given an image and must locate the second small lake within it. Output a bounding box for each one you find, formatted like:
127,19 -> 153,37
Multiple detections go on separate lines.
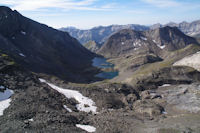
92,57 -> 118,79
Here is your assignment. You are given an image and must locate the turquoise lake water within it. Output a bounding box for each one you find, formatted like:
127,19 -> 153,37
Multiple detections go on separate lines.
92,57 -> 118,79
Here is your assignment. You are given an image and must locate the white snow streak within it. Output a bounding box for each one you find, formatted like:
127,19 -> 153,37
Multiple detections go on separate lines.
158,45 -> 165,49
19,53 -> 26,57
160,84 -> 171,87
39,79 -> 97,113
63,105 -> 72,112
76,124 -> 96,133
21,31 -> 26,35
141,36 -> 147,41
0,99 -> 11,116
0,87 -> 14,116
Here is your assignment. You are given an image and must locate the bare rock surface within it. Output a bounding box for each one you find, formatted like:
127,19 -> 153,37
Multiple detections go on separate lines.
174,51 -> 200,71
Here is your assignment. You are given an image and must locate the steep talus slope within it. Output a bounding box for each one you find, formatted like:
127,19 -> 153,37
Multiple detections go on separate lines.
0,6 -> 96,82
0,52 -> 90,132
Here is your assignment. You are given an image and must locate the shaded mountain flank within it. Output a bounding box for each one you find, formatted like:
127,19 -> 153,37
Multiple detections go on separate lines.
0,6 -> 97,82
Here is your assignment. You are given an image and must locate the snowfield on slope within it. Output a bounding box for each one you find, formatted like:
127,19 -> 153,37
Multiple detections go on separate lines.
39,79 -> 97,113
76,124 -> 96,133
173,51 -> 200,71
0,87 -> 14,116
0,99 -> 12,116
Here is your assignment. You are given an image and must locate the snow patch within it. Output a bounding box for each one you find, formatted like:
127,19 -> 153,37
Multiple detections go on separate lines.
0,99 -> 12,116
63,105 -> 72,112
19,53 -> 26,57
158,45 -> 165,49
134,47 -> 139,51
141,36 -> 147,41
160,84 -> 171,87
76,124 -> 96,133
0,88 -> 13,116
28,118 -> 34,122
39,79 -> 97,114
0,85 -> 5,89
21,31 -> 26,35
162,111 -> 168,114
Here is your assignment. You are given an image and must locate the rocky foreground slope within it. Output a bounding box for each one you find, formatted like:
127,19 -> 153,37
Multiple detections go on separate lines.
1,47 -> 200,133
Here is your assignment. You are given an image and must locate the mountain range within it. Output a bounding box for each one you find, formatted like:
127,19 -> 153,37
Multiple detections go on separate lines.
1,6 -> 200,133
60,24 -> 149,45
60,20 -> 200,48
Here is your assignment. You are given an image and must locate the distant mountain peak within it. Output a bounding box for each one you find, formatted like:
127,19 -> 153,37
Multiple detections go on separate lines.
98,26 -> 198,58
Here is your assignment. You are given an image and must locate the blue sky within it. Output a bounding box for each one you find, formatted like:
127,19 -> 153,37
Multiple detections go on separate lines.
0,0 -> 200,29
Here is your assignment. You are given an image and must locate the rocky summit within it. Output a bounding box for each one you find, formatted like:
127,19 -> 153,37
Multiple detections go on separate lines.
98,26 -> 198,58
1,6 -> 200,133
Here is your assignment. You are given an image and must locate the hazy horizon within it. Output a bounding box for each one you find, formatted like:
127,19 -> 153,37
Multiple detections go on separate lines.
0,0 -> 200,29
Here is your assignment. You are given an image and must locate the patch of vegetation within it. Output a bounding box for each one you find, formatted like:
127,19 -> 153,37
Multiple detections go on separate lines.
1,53 -> 8,57
7,61 -> 15,65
